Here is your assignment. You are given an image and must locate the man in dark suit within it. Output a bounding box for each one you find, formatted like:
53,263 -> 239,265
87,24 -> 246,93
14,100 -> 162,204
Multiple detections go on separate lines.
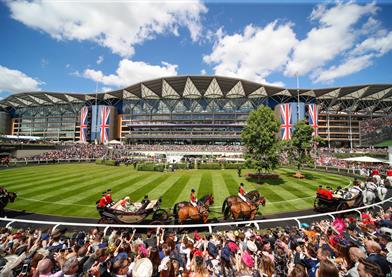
365,240 -> 391,275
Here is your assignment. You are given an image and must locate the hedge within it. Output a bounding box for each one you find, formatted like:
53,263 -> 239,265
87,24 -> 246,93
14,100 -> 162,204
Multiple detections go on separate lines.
169,163 -> 193,170
95,159 -> 118,166
198,163 -> 223,170
136,162 -> 165,172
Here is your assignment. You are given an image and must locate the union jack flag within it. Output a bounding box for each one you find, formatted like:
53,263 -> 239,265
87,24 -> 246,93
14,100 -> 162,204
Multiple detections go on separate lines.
307,104 -> 318,136
79,107 -> 88,142
99,106 -> 110,144
280,103 -> 293,140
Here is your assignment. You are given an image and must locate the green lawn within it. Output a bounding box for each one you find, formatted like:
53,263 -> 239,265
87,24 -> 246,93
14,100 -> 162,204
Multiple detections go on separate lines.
0,164 -> 352,218
375,139 -> 392,147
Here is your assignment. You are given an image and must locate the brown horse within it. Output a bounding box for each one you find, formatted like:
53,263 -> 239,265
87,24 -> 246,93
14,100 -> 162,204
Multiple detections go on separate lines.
222,195 -> 265,220
221,190 -> 260,213
173,194 -> 214,224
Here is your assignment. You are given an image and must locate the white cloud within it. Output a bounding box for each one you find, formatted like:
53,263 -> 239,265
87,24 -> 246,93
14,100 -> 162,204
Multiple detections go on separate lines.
200,69 -> 207,75
204,22 -> 297,84
65,64 -> 71,68
312,54 -> 373,83
7,1 -> 207,57
102,87 -> 113,92
285,2 -> 377,77
353,31 -> 392,56
96,56 -> 104,65
0,65 -> 43,93
83,59 -> 178,87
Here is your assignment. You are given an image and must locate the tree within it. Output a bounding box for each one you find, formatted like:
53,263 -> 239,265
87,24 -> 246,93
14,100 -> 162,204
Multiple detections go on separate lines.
241,105 -> 280,175
288,120 -> 315,172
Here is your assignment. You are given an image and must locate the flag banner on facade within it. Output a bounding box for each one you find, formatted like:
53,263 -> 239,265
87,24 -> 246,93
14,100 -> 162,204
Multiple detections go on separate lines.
307,103 -> 318,136
79,106 -> 88,142
280,103 -> 293,140
99,106 -> 110,144
278,102 -> 305,140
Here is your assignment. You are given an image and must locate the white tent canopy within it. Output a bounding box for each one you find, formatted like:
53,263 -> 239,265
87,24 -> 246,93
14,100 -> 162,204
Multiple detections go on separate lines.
340,156 -> 387,163
108,140 -> 122,145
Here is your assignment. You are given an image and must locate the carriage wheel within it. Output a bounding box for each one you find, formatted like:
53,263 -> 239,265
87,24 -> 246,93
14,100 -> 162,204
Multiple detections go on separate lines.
337,202 -> 349,211
98,217 -> 108,224
313,198 -> 320,211
152,209 -> 169,222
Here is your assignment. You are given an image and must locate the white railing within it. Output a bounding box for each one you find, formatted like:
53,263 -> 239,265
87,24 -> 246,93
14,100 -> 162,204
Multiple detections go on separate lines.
0,196 -> 391,235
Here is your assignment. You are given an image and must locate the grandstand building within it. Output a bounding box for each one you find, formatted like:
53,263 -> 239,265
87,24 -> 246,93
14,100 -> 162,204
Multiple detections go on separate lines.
0,76 -> 391,147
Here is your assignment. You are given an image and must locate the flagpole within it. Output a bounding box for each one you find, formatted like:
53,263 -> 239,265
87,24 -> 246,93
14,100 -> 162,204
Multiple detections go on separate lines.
95,81 -> 98,144
296,72 -> 300,122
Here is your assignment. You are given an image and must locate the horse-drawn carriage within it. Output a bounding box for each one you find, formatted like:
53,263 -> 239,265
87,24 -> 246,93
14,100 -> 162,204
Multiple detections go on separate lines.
97,198 -> 169,224
313,190 -> 363,212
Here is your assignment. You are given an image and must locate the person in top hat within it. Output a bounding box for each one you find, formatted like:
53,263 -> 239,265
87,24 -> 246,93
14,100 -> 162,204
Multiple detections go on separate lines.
190,189 -> 198,207
141,195 -> 150,210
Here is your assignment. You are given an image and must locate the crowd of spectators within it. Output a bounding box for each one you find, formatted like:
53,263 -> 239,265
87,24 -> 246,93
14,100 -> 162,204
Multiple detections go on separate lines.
0,206 -> 391,276
124,144 -> 245,153
360,117 -> 392,135
24,145 -> 107,161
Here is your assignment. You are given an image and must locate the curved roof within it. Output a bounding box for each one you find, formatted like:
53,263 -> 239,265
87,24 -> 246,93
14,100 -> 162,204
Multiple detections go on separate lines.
1,76 -> 391,113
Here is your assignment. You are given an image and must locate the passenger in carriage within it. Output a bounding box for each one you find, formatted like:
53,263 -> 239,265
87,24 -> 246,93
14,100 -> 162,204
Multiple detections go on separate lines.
333,186 -> 345,198
112,196 -> 136,212
190,189 -> 198,207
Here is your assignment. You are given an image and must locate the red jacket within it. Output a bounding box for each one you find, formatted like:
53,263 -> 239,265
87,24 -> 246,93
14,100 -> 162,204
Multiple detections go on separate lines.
105,194 -> 112,203
387,170 -> 392,177
190,192 -> 196,202
98,197 -> 107,207
239,187 -> 246,196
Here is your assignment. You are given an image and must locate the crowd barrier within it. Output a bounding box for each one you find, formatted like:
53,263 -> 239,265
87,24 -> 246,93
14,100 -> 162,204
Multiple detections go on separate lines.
7,159 -> 96,167
0,196 -> 391,235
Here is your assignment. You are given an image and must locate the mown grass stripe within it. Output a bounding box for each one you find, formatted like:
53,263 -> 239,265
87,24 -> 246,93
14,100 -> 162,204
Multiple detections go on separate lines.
198,172 -> 212,198
161,175 -> 190,207
71,174 -> 148,204
40,170 -> 133,203
222,173 -> 239,195
130,174 -> 171,202
1,167 -> 85,185
19,168 -> 120,200
175,172 -> 201,205
4,170 -> 98,192
211,172 -> 230,210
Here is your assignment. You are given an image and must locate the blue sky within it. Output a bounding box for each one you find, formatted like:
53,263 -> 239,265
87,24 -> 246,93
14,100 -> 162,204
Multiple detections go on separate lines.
1,0 -> 392,99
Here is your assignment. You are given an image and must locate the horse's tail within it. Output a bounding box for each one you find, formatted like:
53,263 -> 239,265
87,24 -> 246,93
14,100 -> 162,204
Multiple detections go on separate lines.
222,198 -> 230,219
173,203 -> 179,220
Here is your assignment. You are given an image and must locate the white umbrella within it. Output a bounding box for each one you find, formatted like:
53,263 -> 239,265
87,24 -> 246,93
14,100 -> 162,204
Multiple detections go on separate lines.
108,139 -> 122,145
340,156 -> 387,163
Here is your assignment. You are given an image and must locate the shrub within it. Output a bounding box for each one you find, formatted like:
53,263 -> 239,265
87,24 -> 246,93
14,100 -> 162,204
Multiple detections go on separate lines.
137,162 -> 164,172
198,163 -> 222,170
95,159 -> 118,166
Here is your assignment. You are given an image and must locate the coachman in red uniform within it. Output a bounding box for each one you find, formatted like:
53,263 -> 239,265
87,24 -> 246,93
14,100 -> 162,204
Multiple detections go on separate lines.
105,189 -> 113,205
98,192 -> 108,208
